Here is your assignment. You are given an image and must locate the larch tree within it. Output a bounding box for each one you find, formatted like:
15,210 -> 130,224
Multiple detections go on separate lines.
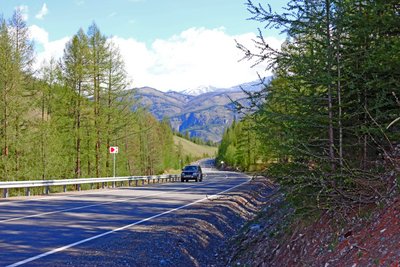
62,28 -> 90,179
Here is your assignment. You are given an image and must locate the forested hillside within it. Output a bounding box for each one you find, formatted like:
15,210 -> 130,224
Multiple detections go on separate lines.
218,0 -> 399,215
174,135 -> 217,165
133,85 -> 262,142
0,11 -> 181,182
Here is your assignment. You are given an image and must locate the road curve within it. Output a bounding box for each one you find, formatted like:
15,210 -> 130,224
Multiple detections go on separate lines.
0,164 -> 250,266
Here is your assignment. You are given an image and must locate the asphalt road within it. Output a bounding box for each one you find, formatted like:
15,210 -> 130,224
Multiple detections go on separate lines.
0,160 -> 250,266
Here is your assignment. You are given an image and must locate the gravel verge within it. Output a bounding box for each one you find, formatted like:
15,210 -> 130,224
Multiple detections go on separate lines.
35,177 -> 276,267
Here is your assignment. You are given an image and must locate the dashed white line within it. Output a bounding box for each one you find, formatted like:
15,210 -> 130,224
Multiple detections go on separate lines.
0,180 -> 217,223
7,177 -> 249,267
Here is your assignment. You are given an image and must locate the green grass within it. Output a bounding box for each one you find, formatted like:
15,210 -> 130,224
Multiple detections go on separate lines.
174,135 -> 217,159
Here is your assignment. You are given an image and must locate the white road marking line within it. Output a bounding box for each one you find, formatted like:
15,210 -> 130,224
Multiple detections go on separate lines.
0,179 -> 222,223
0,172 -> 223,205
7,177 -> 249,267
0,181 -> 179,205
0,187 -> 139,205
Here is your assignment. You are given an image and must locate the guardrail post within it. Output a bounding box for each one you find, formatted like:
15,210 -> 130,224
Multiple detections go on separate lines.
26,187 -> 30,196
112,181 -> 116,188
45,186 -> 50,195
77,184 -> 81,191
3,188 -> 8,198
129,180 -> 132,186
63,185 -> 67,192
90,183 -> 94,190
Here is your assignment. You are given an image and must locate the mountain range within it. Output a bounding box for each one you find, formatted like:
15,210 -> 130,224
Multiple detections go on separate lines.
131,79 -> 270,142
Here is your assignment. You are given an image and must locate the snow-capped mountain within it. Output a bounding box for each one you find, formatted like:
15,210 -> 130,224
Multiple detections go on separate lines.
225,77 -> 272,93
179,77 -> 272,96
132,78 -> 272,142
181,85 -> 217,96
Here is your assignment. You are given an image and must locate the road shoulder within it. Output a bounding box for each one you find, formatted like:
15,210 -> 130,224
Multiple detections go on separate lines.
42,177 -> 276,267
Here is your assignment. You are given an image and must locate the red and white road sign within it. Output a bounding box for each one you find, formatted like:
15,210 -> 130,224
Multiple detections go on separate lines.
109,146 -> 119,154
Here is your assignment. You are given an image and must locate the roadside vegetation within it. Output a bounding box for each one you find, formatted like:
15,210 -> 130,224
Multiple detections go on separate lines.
174,135 -> 217,167
218,0 -> 399,218
0,10 -> 184,185
218,1 -> 399,263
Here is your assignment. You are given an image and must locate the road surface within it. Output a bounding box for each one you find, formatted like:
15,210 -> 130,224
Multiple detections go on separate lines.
0,160 -> 250,266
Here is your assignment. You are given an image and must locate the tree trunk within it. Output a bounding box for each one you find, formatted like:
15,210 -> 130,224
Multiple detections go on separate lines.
325,0 -> 336,171
86,127 -> 91,176
75,83 -> 82,178
336,35 -> 343,169
41,89 -> 46,180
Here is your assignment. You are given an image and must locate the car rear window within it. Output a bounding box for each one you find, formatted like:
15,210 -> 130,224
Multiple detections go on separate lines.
183,166 -> 198,171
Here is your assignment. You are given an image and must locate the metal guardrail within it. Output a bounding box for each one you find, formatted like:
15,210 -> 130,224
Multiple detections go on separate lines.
0,174 -> 179,198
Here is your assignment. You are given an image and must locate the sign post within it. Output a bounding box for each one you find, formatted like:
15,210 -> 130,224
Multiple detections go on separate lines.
109,146 -> 119,177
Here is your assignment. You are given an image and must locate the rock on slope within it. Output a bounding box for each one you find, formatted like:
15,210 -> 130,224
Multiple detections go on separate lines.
223,187 -> 400,266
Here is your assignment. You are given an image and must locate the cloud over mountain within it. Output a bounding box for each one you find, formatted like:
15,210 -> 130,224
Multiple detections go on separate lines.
113,27 -> 281,91
29,25 -> 282,91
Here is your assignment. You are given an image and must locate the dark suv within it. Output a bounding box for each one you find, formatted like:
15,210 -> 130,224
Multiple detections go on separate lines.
181,165 -> 203,182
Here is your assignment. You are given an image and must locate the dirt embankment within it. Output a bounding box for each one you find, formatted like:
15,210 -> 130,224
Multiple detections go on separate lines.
223,181 -> 400,267
46,176 -> 400,266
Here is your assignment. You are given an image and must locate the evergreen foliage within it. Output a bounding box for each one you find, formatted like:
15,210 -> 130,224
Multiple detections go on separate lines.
218,0 -> 400,215
0,10 -> 180,186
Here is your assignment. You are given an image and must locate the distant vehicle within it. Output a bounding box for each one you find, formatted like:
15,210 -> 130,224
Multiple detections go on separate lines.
181,165 -> 203,182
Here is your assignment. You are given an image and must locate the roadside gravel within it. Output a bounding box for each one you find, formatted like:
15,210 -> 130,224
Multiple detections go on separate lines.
38,177 -> 276,267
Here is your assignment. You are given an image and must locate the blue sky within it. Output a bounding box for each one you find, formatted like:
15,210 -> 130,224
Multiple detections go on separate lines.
1,0 -> 285,91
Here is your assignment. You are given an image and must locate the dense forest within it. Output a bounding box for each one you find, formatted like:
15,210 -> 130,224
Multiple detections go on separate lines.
218,0 -> 399,215
0,10 -> 182,182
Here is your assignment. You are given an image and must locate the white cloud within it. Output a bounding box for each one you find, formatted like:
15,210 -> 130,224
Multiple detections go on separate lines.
30,26 -> 283,91
35,3 -> 48,20
29,25 -> 48,44
113,27 -> 283,91
29,25 -> 69,69
15,5 -> 29,21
